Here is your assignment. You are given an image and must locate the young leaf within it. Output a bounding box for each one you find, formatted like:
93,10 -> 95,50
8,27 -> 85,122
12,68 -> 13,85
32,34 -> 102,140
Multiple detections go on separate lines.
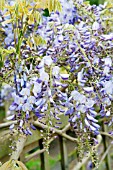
0,0 -> 5,10
28,14 -> 34,25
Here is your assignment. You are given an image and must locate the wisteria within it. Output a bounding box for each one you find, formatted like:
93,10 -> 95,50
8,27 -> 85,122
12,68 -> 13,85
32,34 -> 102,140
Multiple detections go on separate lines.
0,0 -> 113,167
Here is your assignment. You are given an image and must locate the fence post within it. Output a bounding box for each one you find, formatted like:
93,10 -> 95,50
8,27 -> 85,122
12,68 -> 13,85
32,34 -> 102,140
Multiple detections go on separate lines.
59,136 -> 69,170
39,139 -> 50,170
102,124 -> 111,170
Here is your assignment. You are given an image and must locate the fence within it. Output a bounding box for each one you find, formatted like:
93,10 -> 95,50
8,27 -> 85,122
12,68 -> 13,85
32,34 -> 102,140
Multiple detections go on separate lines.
0,114 -> 78,170
0,115 -> 112,170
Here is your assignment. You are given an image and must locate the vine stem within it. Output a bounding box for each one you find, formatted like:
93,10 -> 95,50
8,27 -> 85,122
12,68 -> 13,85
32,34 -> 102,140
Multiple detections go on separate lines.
100,131 -> 113,139
94,144 -> 112,170
0,120 -> 17,128
72,135 -> 102,170
102,123 -> 111,170
10,134 -> 27,160
34,121 -> 78,142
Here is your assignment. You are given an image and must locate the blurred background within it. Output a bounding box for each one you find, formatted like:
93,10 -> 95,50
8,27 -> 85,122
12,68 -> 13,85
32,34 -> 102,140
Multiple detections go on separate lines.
89,0 -> 105,5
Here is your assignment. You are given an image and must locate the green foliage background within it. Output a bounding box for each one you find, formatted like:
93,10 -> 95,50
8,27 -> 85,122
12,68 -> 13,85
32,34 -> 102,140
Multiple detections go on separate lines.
88,0 -> 105,5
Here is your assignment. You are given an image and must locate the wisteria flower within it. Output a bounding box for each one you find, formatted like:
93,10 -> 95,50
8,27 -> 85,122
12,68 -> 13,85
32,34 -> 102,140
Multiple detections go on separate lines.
40,71 -> 49,83
20,88 -> 30,97
43,56 -> 53,66
92,21 -> 100,31
104,57 -> 112,67
27,96 -> 36,104
52,66 -> 60,77
85,98 -> 95,108
60,74 -> 69,80
22,103 -> 33,112
33,82 -> 42,96
104,80 -> 113,95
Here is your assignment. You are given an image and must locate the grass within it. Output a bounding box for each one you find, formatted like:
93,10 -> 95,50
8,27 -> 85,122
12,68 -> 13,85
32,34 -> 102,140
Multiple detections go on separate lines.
26,155 -> 60,170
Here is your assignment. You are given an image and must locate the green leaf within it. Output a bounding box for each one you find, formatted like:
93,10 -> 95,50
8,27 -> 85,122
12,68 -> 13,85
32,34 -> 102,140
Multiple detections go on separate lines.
0,61 -> 3,69
0,0 -> 5,10
34,11 -> 41,24
28,14 -> 34,25
33,35 -> 46,46
43,8 -> 50,16
55,0 -> 62,12
48,0 -> 53,12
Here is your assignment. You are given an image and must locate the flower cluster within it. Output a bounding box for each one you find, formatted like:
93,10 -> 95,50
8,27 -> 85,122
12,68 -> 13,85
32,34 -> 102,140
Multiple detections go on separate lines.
0,84 -> 13,107
1,0 -> 113,162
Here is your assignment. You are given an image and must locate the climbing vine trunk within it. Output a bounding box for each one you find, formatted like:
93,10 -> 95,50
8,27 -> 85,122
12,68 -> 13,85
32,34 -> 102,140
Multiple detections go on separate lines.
10,134 -> 27,160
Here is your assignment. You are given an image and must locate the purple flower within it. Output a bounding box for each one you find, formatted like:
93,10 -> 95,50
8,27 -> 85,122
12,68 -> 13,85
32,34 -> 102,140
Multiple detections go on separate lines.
103,57 -> 112,67
43,56 -> 53,66
52,66 -> 60,77
92,122 -> 100,129
35,98 -> 43,107
104,80 -> 113,95
30,124 -> 36,130
9,103 -> 17,111
76,104 -> 87,113
15,96 -> 25,105
60,74 -> 69,80
20,88 -> 30,97
35,111 -> 44,118
85,99 -> 95,108
106,110 -> 110,117
72,115 -> 77,122
101,33 -> 113,41
90,125 -> 97,131
85,118 -> 90,127
71,90 -> 81,100
19,120 -> 24,128
40,71 -> 49,83
33,82 -> 42,96
26,111 -> 30,119
27,96 -> 36,104
86,113 -> 98,123
22,103 -> 33,112
89,109 -> 97,116
83,87 -> 93,93
9,124 -> 15,130
7,114 -> 15,120
65,107 -> 74,115
92,21 -> 100,30
36,60 -> 44,69
26,127 -> 32,135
